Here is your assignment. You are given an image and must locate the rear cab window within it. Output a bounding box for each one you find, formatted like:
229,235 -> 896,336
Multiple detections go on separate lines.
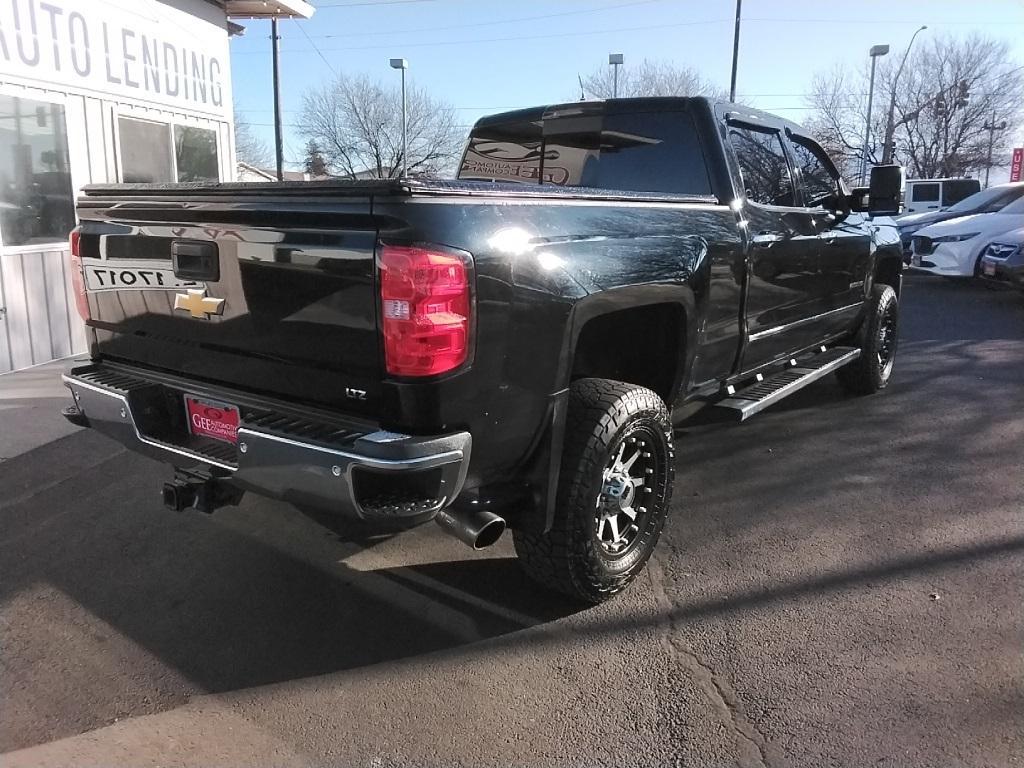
459,108 -> 712,196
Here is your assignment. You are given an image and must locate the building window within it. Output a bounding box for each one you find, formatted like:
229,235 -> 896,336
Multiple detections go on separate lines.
0,95 -> 75,247
174,125 -> 219,182
119,117 -> 173,183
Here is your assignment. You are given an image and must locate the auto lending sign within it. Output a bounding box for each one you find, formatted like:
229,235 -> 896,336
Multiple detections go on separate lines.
0,0 -> 230,117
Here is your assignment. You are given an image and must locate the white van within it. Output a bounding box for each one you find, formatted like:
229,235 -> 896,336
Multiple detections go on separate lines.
903,177 -> 981,214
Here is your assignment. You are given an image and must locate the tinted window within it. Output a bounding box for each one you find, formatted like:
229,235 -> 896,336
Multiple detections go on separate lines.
543,112 -> 712,195
174,125 -> 219,182
788,135 -> 839,207
941,179 -> 980,207
459,110 -> 712,196
0,95 -> 75,246
947,185 -> 1024,214
459,119 -> 543,185
910,183 -> 939,202
728,126 -> 795,207
119,117 -> 172,183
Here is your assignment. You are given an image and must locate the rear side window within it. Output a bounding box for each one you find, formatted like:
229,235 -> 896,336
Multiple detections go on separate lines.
459,110 -> 712,196
910,183 -> 940,202
728,125 -> 796,207
941,179 -> 980,207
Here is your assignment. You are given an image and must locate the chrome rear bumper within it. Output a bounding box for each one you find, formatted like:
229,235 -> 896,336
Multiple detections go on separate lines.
62,365 -> 471,519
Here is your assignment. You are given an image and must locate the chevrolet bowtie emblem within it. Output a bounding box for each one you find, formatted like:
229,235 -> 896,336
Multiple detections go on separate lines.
174,288 -> 225,320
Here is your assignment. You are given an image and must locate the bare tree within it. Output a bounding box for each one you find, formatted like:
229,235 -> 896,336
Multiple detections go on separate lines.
303,139 -> 329,177
233,111 -> 273,169
298,74 -> 462,179
579,59 -> 726,100
806,34 -> 1024,181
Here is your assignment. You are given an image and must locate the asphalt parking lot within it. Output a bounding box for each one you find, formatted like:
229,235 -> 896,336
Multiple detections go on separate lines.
2,274 -> 1022,767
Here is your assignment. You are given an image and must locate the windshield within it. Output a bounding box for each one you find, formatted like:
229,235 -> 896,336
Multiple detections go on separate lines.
947,185 -> 1024,213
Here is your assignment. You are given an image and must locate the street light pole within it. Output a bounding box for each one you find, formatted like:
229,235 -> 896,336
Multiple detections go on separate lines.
881,25 -> 927,166
983,112 -> 1008,188
389,58 -> 408,178
861,44 -> 890,185
729,0 -> 742,102
609,53 -> 623,98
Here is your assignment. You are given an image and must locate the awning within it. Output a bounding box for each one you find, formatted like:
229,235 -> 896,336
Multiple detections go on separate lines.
222,0 -> 315,19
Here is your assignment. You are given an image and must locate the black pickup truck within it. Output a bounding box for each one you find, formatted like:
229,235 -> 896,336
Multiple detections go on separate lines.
62,97 -> 904,603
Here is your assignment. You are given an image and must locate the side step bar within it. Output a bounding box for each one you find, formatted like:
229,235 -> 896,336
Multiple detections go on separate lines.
715,346 -> 860,421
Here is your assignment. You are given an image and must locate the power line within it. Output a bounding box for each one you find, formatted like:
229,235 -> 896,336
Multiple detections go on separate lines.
292,17 -> 339,77
299,0 -> 668,39
232,17 -> 733,54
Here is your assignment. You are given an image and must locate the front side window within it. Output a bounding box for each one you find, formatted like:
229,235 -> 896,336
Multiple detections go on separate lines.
910,183 -> 939,202
174,125 -> 219,182
788,135 -> 840,208
119,117 -> 173,183
0,95 -> 75,246
728,125 -> 795,207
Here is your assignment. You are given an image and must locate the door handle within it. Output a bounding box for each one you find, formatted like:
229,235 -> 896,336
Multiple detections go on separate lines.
752,232 -> 785,247
171,240 -> 220,282
823,237 -> 838,246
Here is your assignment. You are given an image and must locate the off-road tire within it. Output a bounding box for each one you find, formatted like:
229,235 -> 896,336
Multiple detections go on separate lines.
836,283 -> 899,395
513,378 -> 674,604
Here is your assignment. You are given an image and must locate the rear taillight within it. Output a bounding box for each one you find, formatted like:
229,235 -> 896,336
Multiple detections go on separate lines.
379,243 -> 472,377
69,228 -> 90,321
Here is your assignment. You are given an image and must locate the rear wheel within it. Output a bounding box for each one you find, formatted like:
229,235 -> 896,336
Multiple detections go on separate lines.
836,283 -> 899,395
513,378 -> 674,604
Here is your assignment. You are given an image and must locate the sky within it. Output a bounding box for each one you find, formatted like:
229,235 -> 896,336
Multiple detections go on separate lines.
228,0 -> 1024,176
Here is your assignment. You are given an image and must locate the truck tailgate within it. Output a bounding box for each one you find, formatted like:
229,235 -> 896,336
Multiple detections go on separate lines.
76,193 -> 382,415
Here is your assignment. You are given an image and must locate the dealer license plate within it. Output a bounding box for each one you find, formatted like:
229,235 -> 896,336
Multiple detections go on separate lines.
983,261 -> 997,276
185,396 -> 239,444
82,258 -> 200,292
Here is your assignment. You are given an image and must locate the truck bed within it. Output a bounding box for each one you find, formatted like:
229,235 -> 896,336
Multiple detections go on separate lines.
80,177 -> 719,204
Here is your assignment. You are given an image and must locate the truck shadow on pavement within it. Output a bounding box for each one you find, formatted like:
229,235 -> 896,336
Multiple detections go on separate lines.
0,430 -> 582,751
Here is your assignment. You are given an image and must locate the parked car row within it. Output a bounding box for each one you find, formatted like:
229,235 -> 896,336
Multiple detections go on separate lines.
896,182 -> 1024,291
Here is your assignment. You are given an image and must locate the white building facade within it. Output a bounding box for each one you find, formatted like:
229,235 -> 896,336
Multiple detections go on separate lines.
0,0 -> 310,373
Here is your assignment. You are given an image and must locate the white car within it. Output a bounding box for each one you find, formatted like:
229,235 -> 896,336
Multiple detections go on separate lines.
909,195 -> 1024,277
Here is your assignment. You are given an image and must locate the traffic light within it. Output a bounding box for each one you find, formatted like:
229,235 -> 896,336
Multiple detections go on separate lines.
955,80 -> 970,109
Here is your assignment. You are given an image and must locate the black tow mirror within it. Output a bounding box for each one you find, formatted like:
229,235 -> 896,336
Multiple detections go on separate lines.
867,164 -> 904,216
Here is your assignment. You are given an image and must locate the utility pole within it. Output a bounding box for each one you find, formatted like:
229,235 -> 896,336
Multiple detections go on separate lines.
983,112 -> 1007,188
729,0 -> 741,102
271,18 -> 284,181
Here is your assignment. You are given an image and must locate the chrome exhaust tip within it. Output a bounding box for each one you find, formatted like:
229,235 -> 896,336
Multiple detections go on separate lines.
435,507 -> 506,549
